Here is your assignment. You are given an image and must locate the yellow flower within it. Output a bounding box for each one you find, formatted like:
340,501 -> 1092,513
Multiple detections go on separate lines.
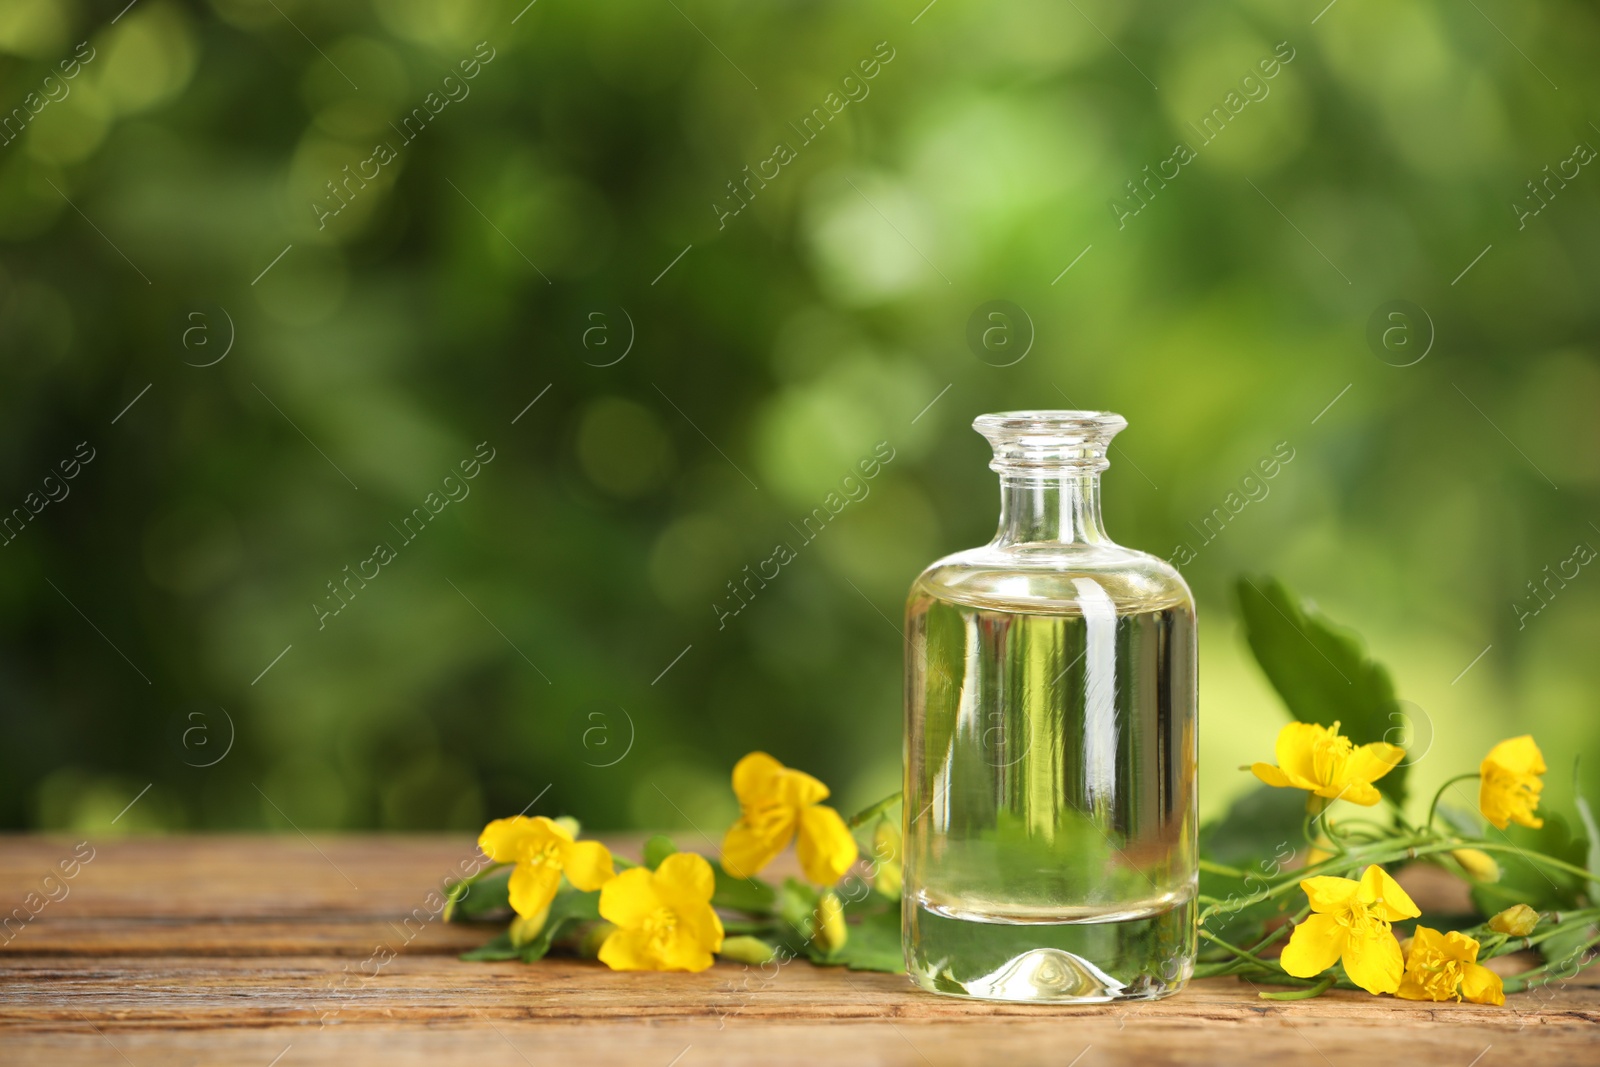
1488,904 -> 1539,938
812,890 -> 847,954
598,852 -> 724,972
1280,865 -> 1421,994
1451,848 -> 1500,882
1251,721 -> 1404,807
721,752 -> 859,885
1397,926 -> 1505,1005
1479,735 -> 1546,830
478,815 -> 615,919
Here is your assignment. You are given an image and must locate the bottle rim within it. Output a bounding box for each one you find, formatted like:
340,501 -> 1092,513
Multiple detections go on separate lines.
973,410 -> 1127,473
973,410 -> 1127,434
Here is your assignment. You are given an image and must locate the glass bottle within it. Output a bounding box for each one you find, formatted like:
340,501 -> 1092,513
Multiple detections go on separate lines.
902,410 -> 1197,1002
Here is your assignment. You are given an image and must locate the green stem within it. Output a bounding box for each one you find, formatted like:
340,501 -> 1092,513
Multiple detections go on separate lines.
1198,929 -> 1283,971
1259,976 -> 1335,1000
1510,909 -> 1600,952
1466,842 -> 1600,885
1199,835 -> 1579,922
1501,932 -> 1600,992
1198,858 -> 1250,879
1203,905 -> 1308,977
1426,773 -> 1481,831
847,791 -> 902,829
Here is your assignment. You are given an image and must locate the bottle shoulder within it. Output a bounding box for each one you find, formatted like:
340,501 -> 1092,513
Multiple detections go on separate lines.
910,541 -> 1194,616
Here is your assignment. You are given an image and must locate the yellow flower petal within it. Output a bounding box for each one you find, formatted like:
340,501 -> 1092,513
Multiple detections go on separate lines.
731,752 -> 788,807
596,856 -> 722,972
1480,737 -> 1546,830
1280,913 -> 1346,977
1299,875 -> 1361,914
1408,925 -> 1447,956
1340,923 -> 1404,994
656,931 -> 718,972
1254,721 -> 1399,807
1461,961 -> 1505,1006
1397,927 -> 1450,1001
797,804 -> 859,886
561,839 -> 615,892
774,766 -> 830,808
598,867 -> 664,928
478,815 -> 540,863
597,929 -> 660,971
1345,741 -> 1405,787
652,853 -> 723,960
1485,736 -> 1546,777
1329,780 -> 1382,806
1273,722 -> 1330,786
542,816 -> 576,842
1357,865 -> 1420,921
721,812 -> 793,879
654,852 -> 716,906
507,859 -> 562,919
1250,762 -> 1298,789
1398,927 -> 1502,1004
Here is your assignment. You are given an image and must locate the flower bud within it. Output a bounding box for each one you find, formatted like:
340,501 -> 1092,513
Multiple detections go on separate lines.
1488,903 -> 1539,938
812,890 -> 847,954
553,815 -> 582,838
718,935 -> 777,965
1451,848 -> 1500,882
872,819 -> 903,898
509,903 -> 551,947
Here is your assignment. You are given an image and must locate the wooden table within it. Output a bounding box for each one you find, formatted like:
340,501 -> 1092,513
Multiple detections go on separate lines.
1,836 -> 1596,1065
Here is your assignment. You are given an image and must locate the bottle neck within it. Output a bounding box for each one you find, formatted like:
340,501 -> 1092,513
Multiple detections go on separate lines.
994,471 -> 1107,546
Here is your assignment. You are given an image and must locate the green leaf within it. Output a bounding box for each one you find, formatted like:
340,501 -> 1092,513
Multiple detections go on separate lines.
643,835 -> 678,869
515,889 -> 602,962
1198,784 -> 1306,939
459,889 -> 602,963
449,870 -> 511,920
776,877 -> 819,932
1534,917 -> 1599,971
828,901 -> 904,972
1199,784 -> 1306,867
1469,814 -> 1590,916
1236,576 -> 1408,806
710,859 -> 777,915
1575,793 -> 1600,884
461,931 -> 519,961
1437,802 -> 1483,840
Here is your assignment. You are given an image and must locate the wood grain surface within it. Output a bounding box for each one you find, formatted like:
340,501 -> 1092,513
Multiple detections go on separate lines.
1,835 -> 1595,1066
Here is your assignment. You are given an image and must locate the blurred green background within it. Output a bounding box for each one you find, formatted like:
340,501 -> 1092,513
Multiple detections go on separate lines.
2,0 -> 1597,836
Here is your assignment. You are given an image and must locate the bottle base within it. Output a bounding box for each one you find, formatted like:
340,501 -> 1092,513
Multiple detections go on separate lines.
903,896 -> 1195,1004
